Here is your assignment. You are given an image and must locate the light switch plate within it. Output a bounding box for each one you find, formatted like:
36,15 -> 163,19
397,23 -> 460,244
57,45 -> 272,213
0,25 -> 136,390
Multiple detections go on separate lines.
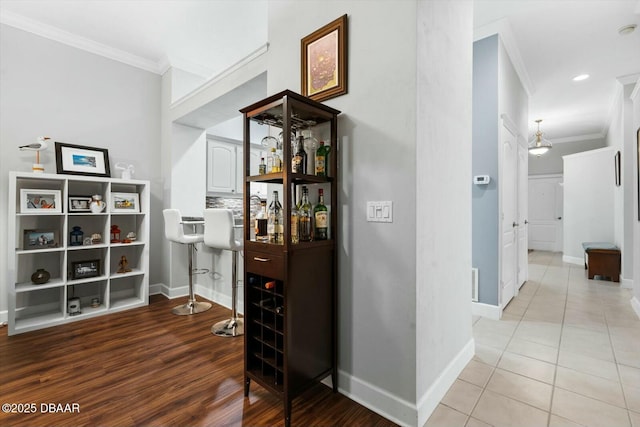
367,201 -> 393,222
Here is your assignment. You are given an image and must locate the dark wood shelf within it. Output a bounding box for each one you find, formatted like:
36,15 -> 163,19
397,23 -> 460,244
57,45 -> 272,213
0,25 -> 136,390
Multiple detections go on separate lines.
242,90 -> 340,427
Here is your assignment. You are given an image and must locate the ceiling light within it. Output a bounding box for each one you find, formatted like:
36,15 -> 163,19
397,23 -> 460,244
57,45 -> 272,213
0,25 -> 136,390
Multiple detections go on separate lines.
572,74 -> 589,81
618,24 -> 637,36
528,119 -> 552,156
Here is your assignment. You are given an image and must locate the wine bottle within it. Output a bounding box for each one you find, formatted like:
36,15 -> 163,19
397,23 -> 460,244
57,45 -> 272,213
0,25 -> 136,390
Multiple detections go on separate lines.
298,186 -> 312,242
315,141 -> 331,176
314,188 -> 328,240
255,200 -> 268,242
270,147 -> 282,173
267,191 -> 284,244
291,188 -> 299,244
291,136 -> 307,174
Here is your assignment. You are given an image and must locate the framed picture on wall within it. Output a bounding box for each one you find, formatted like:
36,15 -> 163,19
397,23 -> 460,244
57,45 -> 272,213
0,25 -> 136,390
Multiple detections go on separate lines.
55,142 -> 111,177
301,14 -> 348,102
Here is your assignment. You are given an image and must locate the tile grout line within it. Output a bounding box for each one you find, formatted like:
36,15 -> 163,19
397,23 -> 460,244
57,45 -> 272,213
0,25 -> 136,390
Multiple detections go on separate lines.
545,253 -> 570,427
465,253 -> 546,426
602,287 -> 634,426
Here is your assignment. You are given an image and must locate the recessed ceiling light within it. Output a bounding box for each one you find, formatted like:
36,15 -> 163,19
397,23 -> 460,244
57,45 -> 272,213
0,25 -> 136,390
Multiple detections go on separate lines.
618,24 -> 637,36
573,74 -> 590,82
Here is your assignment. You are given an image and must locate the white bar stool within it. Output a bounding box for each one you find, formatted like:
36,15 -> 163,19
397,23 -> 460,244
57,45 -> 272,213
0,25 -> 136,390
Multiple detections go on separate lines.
203,208 -> 244,337
163,209 -> 212,315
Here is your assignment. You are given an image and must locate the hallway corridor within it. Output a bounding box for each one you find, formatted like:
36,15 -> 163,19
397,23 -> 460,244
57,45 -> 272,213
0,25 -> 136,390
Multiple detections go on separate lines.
428,251 -> 640,427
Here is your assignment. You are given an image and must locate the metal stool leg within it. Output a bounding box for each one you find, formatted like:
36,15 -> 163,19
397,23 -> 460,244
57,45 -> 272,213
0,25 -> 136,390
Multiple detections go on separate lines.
172,243 -> 212,315
212,249 -> 244,336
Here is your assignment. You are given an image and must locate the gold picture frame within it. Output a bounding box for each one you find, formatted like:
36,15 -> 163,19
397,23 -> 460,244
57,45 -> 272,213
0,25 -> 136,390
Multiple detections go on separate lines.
301,14 -> 348,102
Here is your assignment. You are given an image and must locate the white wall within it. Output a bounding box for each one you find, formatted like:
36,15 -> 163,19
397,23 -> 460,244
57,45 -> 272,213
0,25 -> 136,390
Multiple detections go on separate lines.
267,3 -> 418,422
528,137 -> 606,176
416,1 -> 474,425
0,24 -> 162,318
606,80 -> 637,288
562,147 -> 615,262
631,80 -> 640,316
267,1 -> 473,425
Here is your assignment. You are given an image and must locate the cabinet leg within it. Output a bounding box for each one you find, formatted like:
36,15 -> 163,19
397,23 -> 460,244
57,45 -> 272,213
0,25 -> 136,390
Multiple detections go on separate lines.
244,376 -> 250,397
332,368 -> 338,393
284,398 -> 291,427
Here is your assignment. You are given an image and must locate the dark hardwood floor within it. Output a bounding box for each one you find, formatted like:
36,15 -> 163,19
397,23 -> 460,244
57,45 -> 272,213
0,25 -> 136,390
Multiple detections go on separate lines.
0,295 -> 396,427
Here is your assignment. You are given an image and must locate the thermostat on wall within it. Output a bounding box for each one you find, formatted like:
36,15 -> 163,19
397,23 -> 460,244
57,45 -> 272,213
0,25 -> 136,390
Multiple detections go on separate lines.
473,175 -> 491,185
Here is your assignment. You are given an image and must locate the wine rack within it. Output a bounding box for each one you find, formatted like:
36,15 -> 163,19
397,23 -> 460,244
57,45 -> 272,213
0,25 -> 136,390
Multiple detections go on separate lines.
241,90 -> 340,427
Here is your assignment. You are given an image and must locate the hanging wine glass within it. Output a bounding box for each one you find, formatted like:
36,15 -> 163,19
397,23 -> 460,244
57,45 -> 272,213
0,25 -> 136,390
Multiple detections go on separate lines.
261,125 -> 278,150
302,122 -> 318,174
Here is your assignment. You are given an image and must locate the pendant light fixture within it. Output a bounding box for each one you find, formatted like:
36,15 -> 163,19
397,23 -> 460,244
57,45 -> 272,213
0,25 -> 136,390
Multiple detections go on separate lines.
528,119 -> 552,156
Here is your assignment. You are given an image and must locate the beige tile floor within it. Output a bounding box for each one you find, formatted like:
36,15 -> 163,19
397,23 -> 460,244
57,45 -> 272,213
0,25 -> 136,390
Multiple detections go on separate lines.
427,251 -> 640,427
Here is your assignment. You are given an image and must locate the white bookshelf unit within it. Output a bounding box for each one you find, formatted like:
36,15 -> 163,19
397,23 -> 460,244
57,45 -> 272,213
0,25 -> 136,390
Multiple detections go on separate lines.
7,171 -> 150,335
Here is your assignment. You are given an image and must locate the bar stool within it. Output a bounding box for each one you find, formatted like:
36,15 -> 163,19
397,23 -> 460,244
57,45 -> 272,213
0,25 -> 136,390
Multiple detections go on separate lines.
203,208 -> 244,337
163,209 -> 212,315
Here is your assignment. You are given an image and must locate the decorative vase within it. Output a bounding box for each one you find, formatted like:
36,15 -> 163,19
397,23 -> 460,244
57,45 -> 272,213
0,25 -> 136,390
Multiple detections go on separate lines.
90,195 -> 106,213
31,268 -> 51,285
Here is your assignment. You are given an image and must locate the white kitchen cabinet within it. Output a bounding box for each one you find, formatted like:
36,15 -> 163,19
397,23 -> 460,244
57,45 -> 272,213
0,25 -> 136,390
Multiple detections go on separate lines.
207,139 -> 238,194
208,137 -> 266,195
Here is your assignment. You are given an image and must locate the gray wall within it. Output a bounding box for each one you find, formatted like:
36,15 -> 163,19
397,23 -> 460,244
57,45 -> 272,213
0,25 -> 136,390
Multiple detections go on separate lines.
0,24 -> 162,315
472,35 -> 499,306
528,138 -> 606,175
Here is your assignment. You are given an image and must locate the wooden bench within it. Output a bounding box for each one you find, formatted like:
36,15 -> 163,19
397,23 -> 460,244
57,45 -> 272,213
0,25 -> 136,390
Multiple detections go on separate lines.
582,242 -> 621,282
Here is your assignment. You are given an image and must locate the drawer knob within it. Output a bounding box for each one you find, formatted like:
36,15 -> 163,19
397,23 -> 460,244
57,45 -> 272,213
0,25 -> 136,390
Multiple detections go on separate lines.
254,257 -> 270,262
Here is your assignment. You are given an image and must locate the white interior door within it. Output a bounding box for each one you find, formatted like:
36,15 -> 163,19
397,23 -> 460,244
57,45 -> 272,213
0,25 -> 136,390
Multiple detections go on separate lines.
517,142 -> 528,288
528,175 -> 563,251
555,181 -> 564,252
501,126 -> 517,307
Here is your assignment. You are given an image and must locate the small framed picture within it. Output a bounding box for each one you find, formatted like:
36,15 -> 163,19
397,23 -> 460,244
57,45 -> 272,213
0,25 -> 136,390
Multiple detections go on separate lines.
301,14 -> 348,102
69,196 -> 92,212
110,192 -> 140,213
55,142 -> 111,177
71,259 -> 101,280
20,189 -> 62,213
23,229 -> 60,250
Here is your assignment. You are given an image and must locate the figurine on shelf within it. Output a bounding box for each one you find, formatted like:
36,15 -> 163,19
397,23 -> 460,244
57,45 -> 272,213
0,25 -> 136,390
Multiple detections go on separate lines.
91,233 -> 102,244
122,231 -> 136,243
117,255 -> 132,273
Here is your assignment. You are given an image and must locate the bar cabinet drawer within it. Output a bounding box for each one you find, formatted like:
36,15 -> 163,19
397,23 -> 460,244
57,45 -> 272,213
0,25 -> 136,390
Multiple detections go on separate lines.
245,250 -> 284,280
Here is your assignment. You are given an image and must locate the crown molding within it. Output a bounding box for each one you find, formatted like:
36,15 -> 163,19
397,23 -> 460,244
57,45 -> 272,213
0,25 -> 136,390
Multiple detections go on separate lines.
1,9 -> 162,74
474,18 -> 535,97
169,56 -> 215,79
552,133 -> 606,144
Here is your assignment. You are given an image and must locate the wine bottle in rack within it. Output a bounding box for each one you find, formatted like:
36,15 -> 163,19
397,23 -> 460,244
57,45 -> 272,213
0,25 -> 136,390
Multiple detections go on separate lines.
267,191 -> 284,244
314,188 -> 328,240
298,186 -> 312,242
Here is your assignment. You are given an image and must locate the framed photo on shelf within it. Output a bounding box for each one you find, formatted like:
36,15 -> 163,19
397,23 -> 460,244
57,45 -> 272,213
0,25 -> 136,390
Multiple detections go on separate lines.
23,229 -> 59,250
71,259 -> 101,280
301,14 -> 348,102
55,142 -> 111,177
20,189 -> 62,213
110,192 -> 140,213
68,196 -> 92,212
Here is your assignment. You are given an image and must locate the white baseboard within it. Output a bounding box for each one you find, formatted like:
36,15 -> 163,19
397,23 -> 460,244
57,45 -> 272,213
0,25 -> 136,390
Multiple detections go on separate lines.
149,282 -> 243,315
631,296 -> 640,320
336,369 -> 417,427
472,301 -> 501,320
562,255 -> 583,266
417,338 -> 475,427
620,276 -> 633,290
0,310 -> 7,326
